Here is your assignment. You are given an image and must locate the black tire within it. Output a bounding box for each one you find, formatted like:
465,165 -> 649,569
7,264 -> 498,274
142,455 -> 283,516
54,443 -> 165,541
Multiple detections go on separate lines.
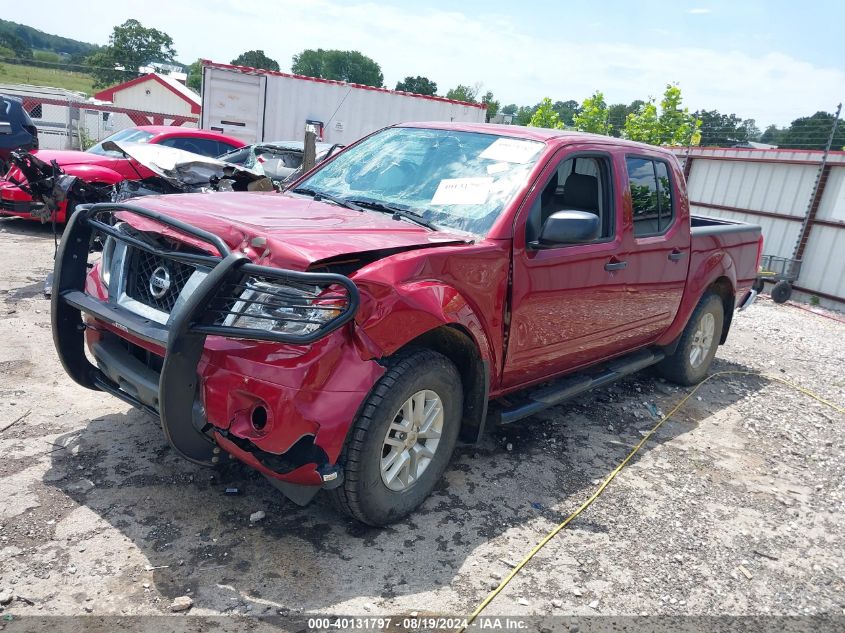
329,349 -> 462,526
752,277 -> 765,294
656,292 -> 724,386
771,280 -> 792,304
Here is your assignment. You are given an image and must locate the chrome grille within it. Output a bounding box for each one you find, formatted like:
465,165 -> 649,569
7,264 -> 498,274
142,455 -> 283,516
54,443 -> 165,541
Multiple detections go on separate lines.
125,248 -> 195,313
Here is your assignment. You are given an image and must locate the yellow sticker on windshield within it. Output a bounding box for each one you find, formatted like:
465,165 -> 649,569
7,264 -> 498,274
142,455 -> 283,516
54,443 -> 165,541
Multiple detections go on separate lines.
431,177 -> 493,205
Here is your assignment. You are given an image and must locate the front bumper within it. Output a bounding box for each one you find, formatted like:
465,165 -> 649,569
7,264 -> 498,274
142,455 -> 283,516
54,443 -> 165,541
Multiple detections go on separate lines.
52,203 -> 378,491
0,181 -> 41,218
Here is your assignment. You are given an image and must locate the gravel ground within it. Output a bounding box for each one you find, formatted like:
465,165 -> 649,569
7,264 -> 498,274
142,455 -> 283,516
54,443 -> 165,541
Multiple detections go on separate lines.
0,217 -> 844,626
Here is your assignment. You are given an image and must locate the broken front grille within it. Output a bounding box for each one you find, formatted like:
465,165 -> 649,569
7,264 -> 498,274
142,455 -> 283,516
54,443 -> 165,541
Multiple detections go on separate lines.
125,247 -> 196,313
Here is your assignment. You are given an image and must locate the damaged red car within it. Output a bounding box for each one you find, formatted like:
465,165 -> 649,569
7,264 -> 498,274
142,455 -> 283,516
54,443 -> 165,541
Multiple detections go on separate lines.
51,123 -> 762,525
0,126 -> 245,223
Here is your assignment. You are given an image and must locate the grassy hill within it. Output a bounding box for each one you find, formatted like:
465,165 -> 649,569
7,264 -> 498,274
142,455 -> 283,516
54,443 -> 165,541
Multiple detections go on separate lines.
0,19 -> 98,58
0,62 -> 95,94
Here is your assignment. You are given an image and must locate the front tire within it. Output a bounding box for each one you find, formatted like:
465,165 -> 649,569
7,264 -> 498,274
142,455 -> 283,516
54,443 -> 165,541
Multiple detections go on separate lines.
656,292 -> 724,386
330,349 -> 462,526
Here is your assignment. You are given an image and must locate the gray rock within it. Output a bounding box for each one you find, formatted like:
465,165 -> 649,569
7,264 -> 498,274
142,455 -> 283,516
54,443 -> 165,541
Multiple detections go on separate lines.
170,596 -> 193,612
249,511 -> 266,523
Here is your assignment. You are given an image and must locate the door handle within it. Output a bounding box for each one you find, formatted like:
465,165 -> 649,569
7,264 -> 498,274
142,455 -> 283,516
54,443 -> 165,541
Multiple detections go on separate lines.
604,260 -> 628,271
668,249 -> 686,261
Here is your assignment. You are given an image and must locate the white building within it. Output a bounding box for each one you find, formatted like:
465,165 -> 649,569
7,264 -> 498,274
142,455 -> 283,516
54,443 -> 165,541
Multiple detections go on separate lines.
94,74 -> 200,119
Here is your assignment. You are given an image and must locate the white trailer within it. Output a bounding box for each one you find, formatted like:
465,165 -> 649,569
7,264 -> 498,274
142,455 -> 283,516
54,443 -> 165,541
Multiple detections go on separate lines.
200,61 -> 487,145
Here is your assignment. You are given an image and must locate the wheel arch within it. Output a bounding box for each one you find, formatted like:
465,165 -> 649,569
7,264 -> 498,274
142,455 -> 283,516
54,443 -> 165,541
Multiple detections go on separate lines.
394,324 -> 489,444
708,275 -> 736,344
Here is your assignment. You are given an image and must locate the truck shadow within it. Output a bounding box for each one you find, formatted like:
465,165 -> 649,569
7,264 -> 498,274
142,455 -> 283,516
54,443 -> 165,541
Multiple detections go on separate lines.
42,357 -> 768,613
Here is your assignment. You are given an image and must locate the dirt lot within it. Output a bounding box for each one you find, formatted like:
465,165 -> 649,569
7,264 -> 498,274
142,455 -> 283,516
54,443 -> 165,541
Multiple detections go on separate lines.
1,217 -> 844,625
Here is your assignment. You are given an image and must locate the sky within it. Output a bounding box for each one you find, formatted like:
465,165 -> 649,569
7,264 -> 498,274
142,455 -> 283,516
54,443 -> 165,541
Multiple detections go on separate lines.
22,0 -> 845,127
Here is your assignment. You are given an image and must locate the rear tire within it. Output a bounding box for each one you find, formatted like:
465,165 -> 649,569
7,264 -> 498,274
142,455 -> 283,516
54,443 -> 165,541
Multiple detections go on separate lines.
656,292 -> 724,386
771,280 -> 792,304
329,349 -> 462,526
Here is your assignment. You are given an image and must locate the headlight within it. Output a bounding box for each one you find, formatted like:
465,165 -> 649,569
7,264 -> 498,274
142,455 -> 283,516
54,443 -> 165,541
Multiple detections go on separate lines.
100,235 -> 116,288
224,280 -> 342,336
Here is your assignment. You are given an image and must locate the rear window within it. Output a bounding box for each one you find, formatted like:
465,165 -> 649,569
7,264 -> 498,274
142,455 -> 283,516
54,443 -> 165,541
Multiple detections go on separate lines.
626,157 -> 675,236
88,129 -> 155,156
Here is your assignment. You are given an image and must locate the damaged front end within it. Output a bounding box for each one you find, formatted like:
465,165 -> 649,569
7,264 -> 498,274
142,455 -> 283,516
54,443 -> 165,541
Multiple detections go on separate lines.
6,151 -> 112,222
7,142 -> 277,222
101,141 -> 276,196
52,203 -> 379,504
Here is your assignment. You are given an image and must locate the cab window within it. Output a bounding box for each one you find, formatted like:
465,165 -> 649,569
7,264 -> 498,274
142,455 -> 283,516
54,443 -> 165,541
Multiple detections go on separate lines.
526,155 -> 614,245
626,157 -> 675,236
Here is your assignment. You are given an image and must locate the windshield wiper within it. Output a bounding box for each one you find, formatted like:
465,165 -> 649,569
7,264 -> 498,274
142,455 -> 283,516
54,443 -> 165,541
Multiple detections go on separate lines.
291,187 -> 362,212
347,198 -> 438,231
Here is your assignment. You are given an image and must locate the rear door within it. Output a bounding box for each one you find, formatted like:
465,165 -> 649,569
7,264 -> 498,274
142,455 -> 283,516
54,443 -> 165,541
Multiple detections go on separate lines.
620,155 -> 691,345
503,144 -> 636,388
201,66 -> 265,144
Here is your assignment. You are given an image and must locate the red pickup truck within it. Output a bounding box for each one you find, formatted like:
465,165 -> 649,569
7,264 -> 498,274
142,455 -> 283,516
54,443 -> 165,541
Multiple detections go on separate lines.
51,123 -> 762,525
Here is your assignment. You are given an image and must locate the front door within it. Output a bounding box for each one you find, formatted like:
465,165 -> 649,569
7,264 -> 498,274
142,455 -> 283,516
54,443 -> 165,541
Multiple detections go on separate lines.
503,145 -> 638,389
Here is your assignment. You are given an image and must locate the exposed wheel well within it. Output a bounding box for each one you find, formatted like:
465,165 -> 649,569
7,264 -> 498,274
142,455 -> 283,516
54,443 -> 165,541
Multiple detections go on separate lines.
708,276 -> 735,344
395,325 -> 489,444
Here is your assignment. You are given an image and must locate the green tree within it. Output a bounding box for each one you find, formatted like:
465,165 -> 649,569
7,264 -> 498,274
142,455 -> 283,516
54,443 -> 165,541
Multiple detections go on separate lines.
0,31 -> 33,59
501,103 -> 518,115
606,101 -> 644,137
291,49 -> 383,87
623,84 -> 701,146
186,58 -> 202,92
553,100 -> 580,126
231,50 -> 279,71
515,104 -> 537,126
481,90 -> 500,122
528,97 -> 564,129
573,91 -> 612,135
759,124 -> 785,145
694,110 -> 761,146
85,19 -> 176,88
395,75 -> 437,95
777,111 -> 845,150
445,84 -> 479,103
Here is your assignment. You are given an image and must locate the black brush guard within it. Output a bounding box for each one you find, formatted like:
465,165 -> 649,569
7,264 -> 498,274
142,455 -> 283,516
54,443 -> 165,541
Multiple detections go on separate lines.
51,203 -> 359,465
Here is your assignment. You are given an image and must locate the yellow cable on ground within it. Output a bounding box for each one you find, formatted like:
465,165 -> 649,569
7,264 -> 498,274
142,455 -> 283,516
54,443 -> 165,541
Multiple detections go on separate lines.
458,370 -> 844,631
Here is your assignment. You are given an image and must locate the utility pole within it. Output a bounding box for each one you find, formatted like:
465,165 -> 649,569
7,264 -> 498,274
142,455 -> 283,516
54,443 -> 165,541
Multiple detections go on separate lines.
792,102 -> 841,263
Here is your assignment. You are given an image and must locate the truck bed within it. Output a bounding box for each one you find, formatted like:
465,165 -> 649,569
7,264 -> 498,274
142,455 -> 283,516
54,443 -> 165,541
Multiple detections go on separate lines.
690,214 -> 762,289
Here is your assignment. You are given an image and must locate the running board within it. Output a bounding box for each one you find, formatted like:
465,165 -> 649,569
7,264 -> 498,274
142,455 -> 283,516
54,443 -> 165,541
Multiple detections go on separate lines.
497,348 -> 665,425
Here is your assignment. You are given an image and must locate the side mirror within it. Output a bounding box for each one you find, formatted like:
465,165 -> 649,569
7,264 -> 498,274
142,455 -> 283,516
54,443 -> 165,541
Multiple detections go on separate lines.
535,210 -> 600,246
0,122 -> 12,135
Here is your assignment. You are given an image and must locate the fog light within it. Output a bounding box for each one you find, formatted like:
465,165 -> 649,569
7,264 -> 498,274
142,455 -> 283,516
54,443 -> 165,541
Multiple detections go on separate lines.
250,405 -> 268,431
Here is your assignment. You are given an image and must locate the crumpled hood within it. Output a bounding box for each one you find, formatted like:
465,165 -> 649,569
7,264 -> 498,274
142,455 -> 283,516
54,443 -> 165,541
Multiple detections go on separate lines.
30,149 -> 124,169
102,140 -> 265,188
118,191 -> 471,269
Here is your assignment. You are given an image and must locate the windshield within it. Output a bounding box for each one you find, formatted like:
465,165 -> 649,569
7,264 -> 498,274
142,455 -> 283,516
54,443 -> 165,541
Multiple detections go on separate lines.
88,128 -> 155,156
296,127 -> 544,235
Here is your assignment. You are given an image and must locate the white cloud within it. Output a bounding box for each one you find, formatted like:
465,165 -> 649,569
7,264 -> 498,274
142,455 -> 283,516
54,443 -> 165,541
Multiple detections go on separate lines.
687,8 -> 712,14
28,0 -> 845,126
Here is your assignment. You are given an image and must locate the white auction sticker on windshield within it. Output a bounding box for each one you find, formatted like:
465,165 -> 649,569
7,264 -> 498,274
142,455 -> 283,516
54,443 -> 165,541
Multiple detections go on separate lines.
431,177 -> 493,205
479,138 -> 542,164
